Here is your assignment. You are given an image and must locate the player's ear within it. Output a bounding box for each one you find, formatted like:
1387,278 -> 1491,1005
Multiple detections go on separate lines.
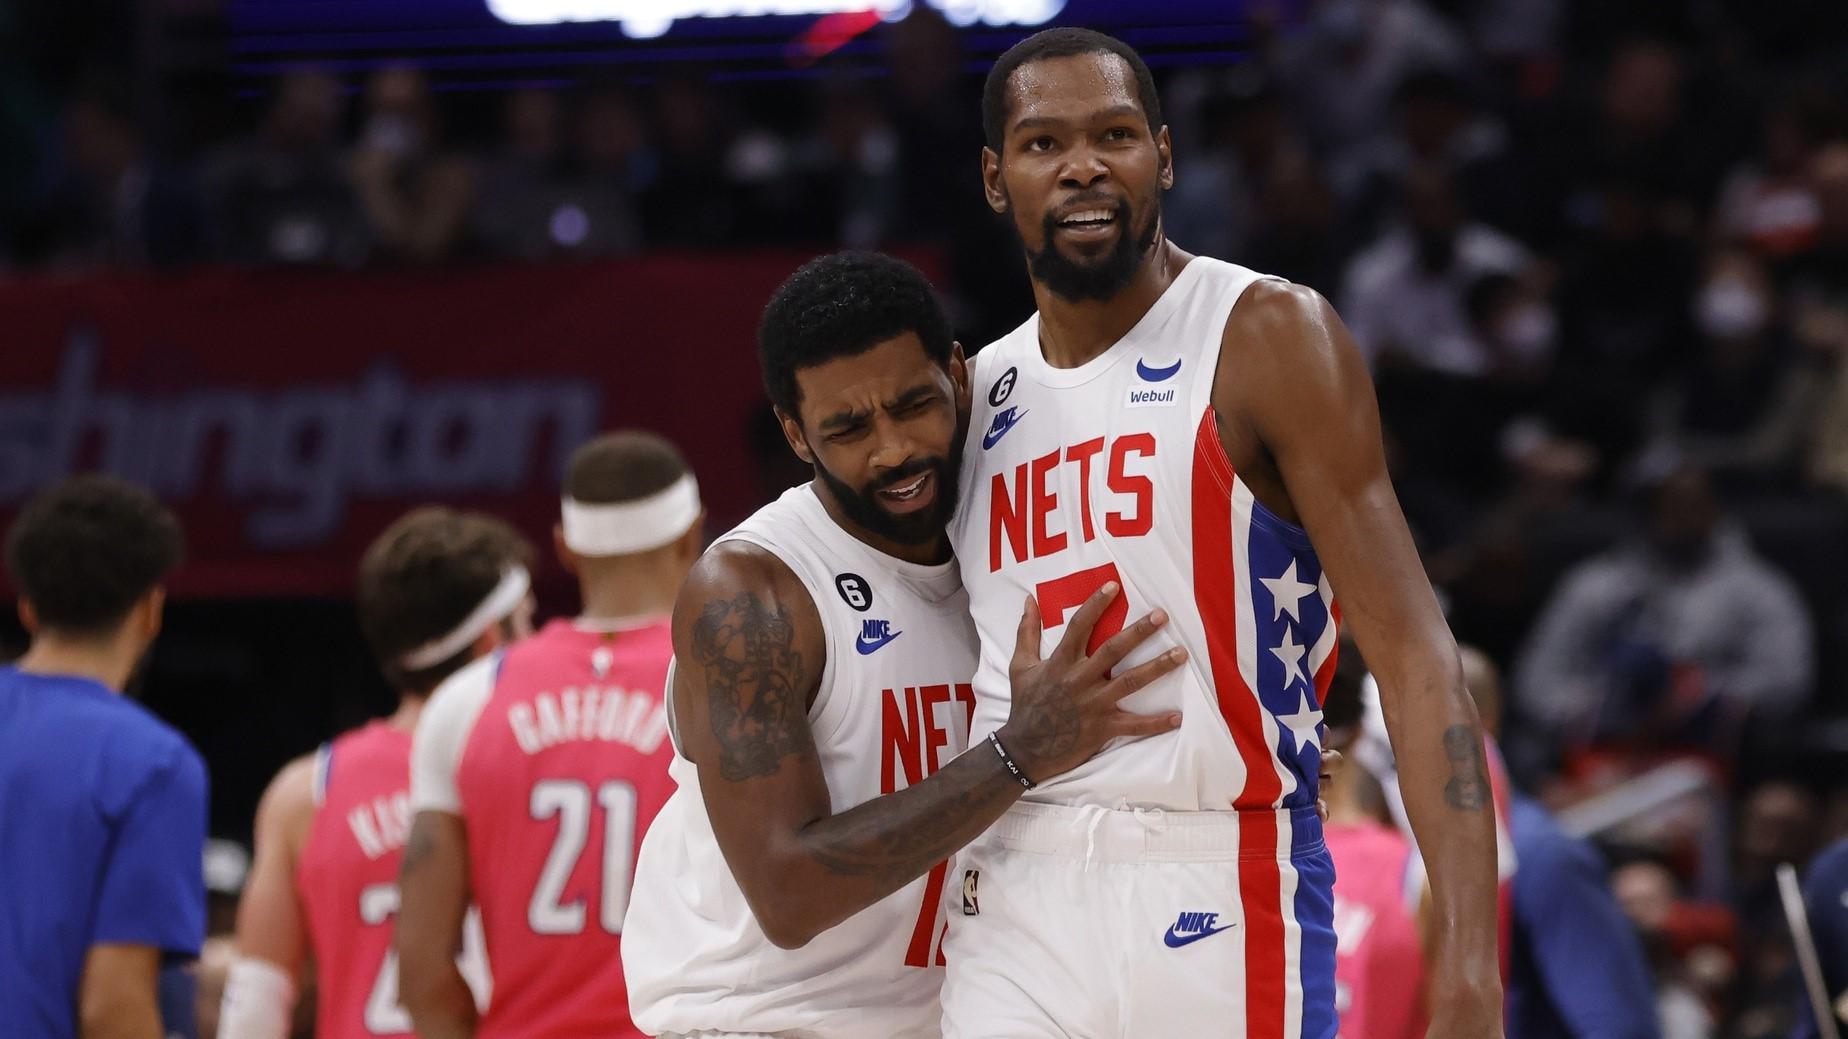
552,523 -> 580,577
775,406 -> 814,465
1156,125 -> 1174,190
982,147 -> 1007,214
16,598 -> 37,636
136,587 -> 166,643
950,342 -> 971,412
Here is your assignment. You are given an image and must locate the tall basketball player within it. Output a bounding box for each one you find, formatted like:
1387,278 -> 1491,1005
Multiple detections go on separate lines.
219,508 -> 533,1039
944,28 -> 1503,1038
397,433 -> 701,1039
622,251 -> 1185,1038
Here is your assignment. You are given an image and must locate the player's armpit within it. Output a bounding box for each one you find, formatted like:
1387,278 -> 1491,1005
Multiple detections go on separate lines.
79,943 -> 162,1039
230,755 -> 317,980
395,811 -> 477,1039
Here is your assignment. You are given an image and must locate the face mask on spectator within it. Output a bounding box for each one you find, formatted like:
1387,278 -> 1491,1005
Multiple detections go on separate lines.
1496,303 -> 1557,359
363,114 -> 424,160
1695,277 -> 1768,340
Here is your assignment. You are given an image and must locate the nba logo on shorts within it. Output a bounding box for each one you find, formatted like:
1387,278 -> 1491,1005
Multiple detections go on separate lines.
962,870 -> 980,915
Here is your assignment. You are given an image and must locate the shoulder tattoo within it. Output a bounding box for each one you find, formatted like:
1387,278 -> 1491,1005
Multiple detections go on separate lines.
691,591 -> 813,782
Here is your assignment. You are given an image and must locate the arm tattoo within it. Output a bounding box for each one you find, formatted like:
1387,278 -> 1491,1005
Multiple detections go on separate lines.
692,592 -> 812,782
401,822 -> 436,877
1441,724 -> 1490,812
807,772 -> 1000,885
804,752 -> 1018,886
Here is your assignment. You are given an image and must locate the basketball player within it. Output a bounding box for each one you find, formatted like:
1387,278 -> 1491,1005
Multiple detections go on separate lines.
622,251 -> 1186,1038
217,507 -> 532,1039
944,28 -> 1503,1037
1321,656 -> 1429,1039
397,433 -> 703,1039
0,476 -> 203,1039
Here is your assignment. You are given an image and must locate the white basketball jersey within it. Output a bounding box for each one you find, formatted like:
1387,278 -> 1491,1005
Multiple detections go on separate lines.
623,484 -> 977,1039
949,258 -> 1342,812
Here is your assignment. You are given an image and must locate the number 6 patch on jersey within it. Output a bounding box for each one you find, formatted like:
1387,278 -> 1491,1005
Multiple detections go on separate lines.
962,869 -> 980,916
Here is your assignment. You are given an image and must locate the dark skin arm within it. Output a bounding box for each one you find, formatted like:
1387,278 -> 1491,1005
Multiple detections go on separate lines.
1214,279 -> 1503,1038
674,540 -> 1183,950
395,813 -> 477,1039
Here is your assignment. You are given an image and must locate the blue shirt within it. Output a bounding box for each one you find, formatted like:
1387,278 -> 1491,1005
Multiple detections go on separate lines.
1508,795 -> 1661,1039
0,666 -> 208,1039
1795,837 -> 1848,1039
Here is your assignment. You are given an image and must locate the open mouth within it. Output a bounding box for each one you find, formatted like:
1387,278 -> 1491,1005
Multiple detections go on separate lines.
876,470 -> 937,513
1055,206 -> 1119,241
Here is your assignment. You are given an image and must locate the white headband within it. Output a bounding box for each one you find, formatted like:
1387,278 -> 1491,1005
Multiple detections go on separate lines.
561,474 -> 701,557
399,565 -> 531,671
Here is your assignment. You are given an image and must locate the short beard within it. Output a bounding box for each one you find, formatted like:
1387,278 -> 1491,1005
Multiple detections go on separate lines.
812,441 -> 963,548
1025,199 -> 1160,303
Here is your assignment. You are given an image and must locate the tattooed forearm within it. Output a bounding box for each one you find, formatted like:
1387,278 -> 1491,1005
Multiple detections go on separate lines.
693,592 -> 813,782
805,744 -> 1021,887
1441,723 -> 1489,811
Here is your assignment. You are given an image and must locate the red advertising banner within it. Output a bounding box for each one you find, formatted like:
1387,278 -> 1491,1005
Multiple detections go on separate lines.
0,254 -> 929,597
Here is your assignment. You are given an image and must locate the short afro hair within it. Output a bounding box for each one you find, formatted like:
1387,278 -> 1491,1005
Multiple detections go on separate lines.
564,431 -> 690,506
357,507 -> 532,694
983,28 -> 1163,151
757,251 -> 953,419
5,475 -> 182,636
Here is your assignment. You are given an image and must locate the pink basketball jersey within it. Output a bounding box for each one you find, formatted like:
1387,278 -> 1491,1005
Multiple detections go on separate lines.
299,722 -> 416,1039
453,618 -> 676,1039
1325,820 -> 1428,1039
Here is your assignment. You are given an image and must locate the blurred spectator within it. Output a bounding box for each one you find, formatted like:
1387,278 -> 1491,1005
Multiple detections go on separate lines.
1547,172 -> 1702,477
1262,0 -> 1467,173
1795,836 -> 1848,1039
1615,860 -> 1723,1039
29,74 -> 209,269
1729,782 -> 1821,1039
348,65 -> 474,263
725,78 -> 901,248
1342,163 -> 1533,376
1513,466 -> 1813,754
1164,77 -> 1288,264
1638,251 -> 1829,488
206,67 -> 368,267
1559,39 -> 1700,230
641,70 -> 740,246
1713,85 -> 1838,265
1795,146 -> 1848,496
472,86 -> 644,260
1508,755 -> 1663,1039
1338,68 -> 1515,234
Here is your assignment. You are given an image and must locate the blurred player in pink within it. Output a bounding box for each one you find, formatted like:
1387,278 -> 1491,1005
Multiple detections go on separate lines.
219,508 -> 535,1039
1319,656 -> 1429,1039
398,432 -> 701,1039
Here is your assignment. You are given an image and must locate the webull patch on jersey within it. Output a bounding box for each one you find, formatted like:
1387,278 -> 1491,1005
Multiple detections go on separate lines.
1125,386 -> 1178,408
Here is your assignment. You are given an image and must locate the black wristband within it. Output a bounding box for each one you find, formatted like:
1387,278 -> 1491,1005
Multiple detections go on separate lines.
988,731 -> 1036,790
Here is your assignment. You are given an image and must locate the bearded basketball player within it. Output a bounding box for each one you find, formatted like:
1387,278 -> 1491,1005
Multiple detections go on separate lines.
622,251 -> 1186,1038
942,28 -> 1503,1039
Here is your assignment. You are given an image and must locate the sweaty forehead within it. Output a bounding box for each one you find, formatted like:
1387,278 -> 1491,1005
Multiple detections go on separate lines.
1006,52 -> 1143,131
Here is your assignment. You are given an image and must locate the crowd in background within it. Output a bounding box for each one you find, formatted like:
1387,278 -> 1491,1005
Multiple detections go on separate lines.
4,1 -> 1848,1037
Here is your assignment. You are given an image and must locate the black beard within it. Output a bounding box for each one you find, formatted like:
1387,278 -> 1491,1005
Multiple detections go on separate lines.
1026,199 -> 1160,303
812,438 -> 963,548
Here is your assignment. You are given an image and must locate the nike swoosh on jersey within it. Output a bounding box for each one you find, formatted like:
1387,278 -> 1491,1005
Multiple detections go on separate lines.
1136,358 -> 1182,382
1162,921 -> 1237,948
982,407 -> 1027,450
855,629 -> 903,654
